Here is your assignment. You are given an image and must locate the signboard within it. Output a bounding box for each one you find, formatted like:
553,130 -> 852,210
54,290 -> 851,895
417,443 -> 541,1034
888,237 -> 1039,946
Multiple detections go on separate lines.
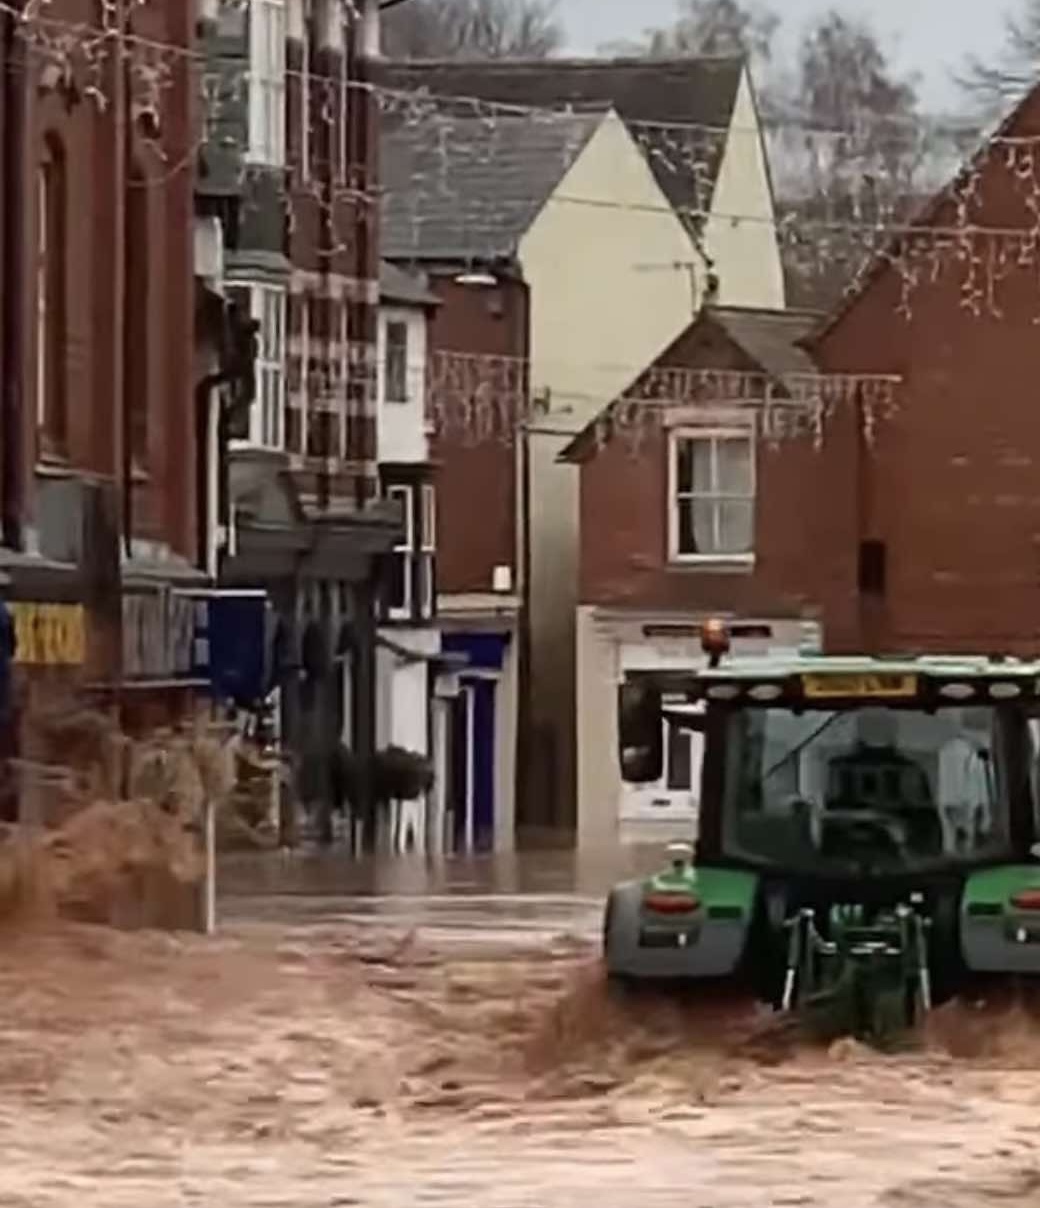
801,672 -> 918,699
11,603 -> 86,665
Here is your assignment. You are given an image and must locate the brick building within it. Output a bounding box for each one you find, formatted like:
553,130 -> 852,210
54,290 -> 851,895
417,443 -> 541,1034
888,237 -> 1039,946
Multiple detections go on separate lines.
563,81 -> 1040,850
0,0 -> 214,757
196,0 -> 399,832
380,55 -> 785,841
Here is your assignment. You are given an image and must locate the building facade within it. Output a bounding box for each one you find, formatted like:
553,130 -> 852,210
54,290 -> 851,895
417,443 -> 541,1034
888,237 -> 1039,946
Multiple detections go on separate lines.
564,306 -> 827,847
381,57 -> 785,839
568,78 -> 1040,850
422,271 -> 526,854
0,0 -> 218,787
374,262 -> 445,852
196,0 -> 400,838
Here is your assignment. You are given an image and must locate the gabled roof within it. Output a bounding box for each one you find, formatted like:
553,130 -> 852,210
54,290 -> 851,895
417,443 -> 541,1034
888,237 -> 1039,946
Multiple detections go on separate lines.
559,305 -> 821,463
378,56 -> 746,225
804,84 -> 1040,349
379,260 -> 440,308
708,308 -> 817,379
380,109 -> 601,261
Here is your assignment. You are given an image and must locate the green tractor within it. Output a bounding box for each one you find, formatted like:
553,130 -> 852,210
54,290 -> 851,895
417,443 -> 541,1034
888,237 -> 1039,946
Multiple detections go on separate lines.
603,621 -> 1040,1043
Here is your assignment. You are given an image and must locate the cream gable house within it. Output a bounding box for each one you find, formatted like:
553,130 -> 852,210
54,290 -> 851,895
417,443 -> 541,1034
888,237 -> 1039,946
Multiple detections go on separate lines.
381,56 -> 784,838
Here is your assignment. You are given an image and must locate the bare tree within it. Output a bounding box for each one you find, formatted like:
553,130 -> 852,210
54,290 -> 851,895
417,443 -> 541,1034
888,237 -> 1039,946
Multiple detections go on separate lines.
381,0 -> 563,59
603,0 -> 778,67
956,0 -> 1040,117
770,11 -> 925,308
793,11 -> 918,139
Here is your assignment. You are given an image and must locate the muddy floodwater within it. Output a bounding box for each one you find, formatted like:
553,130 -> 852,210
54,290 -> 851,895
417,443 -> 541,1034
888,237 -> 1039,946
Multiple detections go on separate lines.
2,855 -> 1040,1205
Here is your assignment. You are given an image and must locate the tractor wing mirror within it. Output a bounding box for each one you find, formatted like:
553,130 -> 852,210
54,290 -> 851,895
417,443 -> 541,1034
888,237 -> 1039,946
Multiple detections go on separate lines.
618,679 -> 663,782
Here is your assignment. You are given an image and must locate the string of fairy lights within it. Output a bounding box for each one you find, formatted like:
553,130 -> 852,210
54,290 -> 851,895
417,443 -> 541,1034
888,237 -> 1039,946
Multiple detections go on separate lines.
6,0 -> 1040,449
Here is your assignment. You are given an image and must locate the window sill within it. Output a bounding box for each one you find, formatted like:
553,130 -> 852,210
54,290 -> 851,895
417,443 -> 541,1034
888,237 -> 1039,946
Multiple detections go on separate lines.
229,439 -> 288,458
243,154 -> 287,171
34,453 -> 74,478
668,554 -> 756,574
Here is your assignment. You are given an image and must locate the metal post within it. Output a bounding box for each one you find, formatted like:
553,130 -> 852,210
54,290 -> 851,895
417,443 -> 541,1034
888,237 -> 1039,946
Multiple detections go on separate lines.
203,794 -> 216,934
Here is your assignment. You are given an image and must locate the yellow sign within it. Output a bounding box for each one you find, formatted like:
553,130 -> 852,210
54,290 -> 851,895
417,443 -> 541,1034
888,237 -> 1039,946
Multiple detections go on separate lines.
11,603 -> 86,666
801,672 -> 917,699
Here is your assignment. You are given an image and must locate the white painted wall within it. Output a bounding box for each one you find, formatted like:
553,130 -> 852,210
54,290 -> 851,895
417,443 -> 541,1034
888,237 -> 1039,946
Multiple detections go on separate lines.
493,631 -> 519,853
520,110 -> 697,425
703,68 -> 786,310
518,111 -> 698,825
575,608 -> 821,849
376,304 -> 428,465
375,628 -> 441,756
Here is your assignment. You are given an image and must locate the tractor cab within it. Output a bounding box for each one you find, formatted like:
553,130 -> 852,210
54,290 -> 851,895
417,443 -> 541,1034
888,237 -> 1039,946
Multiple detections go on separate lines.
605,621 -> 1040,1041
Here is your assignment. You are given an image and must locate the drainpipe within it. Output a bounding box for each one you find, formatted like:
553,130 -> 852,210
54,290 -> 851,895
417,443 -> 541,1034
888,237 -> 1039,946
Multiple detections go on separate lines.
514,272 -> 533,832
117,1 -> 133,559
1,1 -> 26,550
349,0 -> 382,848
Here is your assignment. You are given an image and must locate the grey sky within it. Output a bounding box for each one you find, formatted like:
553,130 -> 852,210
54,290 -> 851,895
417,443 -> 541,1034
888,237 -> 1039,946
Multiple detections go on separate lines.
559,0 -> 1012,111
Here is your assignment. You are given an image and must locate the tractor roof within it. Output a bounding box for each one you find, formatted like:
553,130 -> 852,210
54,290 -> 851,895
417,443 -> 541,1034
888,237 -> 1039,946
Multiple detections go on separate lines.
648,653 -> 1040,712
699,654 -> 1040,681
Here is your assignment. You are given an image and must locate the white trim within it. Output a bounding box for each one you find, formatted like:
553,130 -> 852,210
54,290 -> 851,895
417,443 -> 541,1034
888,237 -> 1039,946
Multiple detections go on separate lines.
337,299 -> 348,458
437,592 -> 521,617
420,482 -> 435,618
667,421 -> 756,564
227,280 -> 287,450
299,0 -> 310,181
388,483 -> 413,619
287,290 -> 309,454
337,8 -> 350,183
247,0 -> 287,166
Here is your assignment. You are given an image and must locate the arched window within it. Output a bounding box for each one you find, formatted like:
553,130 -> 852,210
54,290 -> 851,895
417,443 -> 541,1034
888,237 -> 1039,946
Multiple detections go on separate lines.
125,161 -> 150,464
36,134 -> 67,456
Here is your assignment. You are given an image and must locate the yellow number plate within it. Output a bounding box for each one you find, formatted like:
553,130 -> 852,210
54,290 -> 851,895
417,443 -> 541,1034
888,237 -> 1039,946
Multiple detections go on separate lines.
801,672 -> 917,699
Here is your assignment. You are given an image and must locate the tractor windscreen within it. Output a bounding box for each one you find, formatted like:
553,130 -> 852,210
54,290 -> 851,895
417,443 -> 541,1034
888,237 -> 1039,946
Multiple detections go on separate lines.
721,704 -> 1013,873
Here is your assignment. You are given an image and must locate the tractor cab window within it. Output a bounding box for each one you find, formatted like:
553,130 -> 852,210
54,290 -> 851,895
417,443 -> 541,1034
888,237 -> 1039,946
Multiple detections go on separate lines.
722,704 -> 1011,874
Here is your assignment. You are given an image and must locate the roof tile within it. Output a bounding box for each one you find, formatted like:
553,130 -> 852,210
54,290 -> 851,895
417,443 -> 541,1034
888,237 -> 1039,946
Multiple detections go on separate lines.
378,56 -> 745,225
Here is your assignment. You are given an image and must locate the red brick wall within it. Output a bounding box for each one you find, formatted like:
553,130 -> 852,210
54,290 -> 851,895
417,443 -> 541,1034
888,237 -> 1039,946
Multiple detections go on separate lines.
23,0 -> 197,560
812,88 -> 1040,655
581,85 -> 1040,658
427,273 -> 528,595
578,321 -> 859,643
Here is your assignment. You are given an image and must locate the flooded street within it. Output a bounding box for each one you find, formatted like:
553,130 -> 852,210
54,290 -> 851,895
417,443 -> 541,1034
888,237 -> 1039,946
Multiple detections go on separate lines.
0,850 -> 1039,1205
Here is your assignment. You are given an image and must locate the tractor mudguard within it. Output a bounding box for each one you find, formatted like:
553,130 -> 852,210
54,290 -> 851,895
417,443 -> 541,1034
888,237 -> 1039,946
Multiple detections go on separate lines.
603,866 -> 757,981
961,865 -> 1040,975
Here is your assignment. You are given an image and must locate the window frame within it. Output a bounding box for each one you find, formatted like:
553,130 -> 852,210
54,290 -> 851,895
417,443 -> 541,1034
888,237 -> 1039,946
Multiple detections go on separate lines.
299,1 -> 310,181
383,318 -> 409,404
388,483 -> 414,620
419,482 -> 435,619
667,422 -> 756,565
286,289 -> 309,456
336,11 -> 350,183
247,0 -> 287,167
35,139 -> 67,459
227,280 -> 287,451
